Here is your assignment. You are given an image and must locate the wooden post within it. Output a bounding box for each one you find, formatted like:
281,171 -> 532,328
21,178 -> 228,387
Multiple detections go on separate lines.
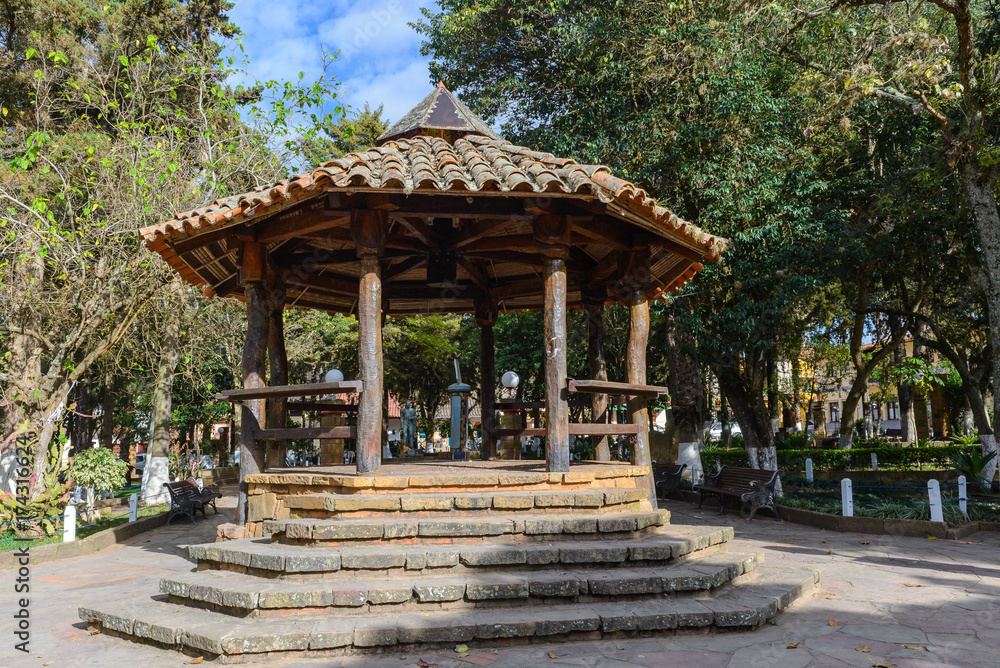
352,210 -> 388,474
476,298 -> 498,460
583,286 -> 610,461
536,215 -> 571,472
626,287 -> 657,507
266,276 -> 288,470
238,244 -> 269,524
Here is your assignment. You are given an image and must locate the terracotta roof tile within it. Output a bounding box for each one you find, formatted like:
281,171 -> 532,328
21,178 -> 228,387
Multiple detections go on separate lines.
142,134 -> 728,263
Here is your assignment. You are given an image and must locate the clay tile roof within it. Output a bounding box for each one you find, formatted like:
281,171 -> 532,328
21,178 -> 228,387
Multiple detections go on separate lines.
141,134 -> 728,262
376,82 -> 501,145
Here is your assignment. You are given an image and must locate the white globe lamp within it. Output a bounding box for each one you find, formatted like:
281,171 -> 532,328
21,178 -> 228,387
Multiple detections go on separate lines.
501,371 -> 519,389
324,369 -> 344,383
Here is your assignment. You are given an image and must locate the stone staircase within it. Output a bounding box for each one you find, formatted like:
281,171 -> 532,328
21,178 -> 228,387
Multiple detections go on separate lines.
79,474 -> 820,663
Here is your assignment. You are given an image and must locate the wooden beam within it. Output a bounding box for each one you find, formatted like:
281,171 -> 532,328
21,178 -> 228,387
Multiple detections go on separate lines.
284,271 -> 358,297
543,255 -> 569,473
256,209 -> 351,244
648,235 -> 706,262
266,277 -> 289,469
393,216 -> 442,249
217,381 -> 363,402
253,426 -> 357,441
238,281 -> 269,525
356,254 -> 383,473
451,218 -> 521,248
383,255 -> 427,282
496,399 -> 590,410
626,289 -> 656,506
456,257 -> 491,291
572,217 -> 632,249
568,379 -> 669,397
172,224 -> 249,255
460,234 -> 537,252
584,294 -> 611,462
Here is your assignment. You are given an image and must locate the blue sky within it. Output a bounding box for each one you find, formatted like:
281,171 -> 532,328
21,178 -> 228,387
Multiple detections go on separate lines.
227,0 -> 437,124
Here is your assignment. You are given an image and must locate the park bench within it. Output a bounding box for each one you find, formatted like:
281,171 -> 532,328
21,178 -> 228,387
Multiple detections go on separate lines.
165,479 -> 223,526
651,462 -> 687,500
693,465 -> 781,520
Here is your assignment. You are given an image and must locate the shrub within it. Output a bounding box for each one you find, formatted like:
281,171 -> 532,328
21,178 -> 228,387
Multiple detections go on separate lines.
705,444 -> 967,471
71,447 -> 128,522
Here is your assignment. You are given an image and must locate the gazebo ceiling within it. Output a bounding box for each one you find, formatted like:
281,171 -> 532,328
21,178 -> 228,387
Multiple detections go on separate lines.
141,89 -> 727,317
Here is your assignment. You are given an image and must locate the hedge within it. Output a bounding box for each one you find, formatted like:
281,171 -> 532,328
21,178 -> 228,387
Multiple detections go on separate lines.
700,445 -> 968,471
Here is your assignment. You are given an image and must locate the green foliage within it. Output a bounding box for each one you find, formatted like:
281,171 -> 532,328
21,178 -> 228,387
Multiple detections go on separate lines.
0,436 -> 71,536
706,444 -> 968,471
70,447 -> 128,492
948,445 -> 997,488
777,431 -> 813,450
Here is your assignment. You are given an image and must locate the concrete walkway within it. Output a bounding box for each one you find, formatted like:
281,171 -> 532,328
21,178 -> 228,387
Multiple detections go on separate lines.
2,493 -> 998,667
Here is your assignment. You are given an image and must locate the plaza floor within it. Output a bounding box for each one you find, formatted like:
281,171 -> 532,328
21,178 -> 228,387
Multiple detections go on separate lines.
2,487 -> 998,668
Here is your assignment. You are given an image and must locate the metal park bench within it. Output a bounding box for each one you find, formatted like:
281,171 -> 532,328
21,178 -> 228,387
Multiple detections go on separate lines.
165,478 -> 223,526
693,465 -> 781,520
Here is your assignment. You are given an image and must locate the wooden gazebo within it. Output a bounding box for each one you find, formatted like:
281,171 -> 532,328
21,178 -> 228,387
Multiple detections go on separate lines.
141,84 -> 727,521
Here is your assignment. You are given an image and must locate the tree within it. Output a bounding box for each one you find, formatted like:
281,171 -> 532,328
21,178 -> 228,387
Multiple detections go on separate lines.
416,1 -> 841,471
0,3 -> 339,501
774,0 -> 1000,471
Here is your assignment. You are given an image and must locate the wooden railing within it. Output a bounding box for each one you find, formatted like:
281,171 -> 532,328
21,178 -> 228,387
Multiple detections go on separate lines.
216,381 -> 363,445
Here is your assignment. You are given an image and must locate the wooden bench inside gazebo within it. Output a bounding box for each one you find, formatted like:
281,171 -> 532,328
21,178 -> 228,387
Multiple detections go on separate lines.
140,83 -> 727,526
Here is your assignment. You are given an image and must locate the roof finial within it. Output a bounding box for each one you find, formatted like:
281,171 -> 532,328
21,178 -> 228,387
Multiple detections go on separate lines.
376,83 -> 501,145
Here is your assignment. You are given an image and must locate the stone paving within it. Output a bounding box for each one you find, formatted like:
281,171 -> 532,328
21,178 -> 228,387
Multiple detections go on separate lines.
2,489 -> 999,667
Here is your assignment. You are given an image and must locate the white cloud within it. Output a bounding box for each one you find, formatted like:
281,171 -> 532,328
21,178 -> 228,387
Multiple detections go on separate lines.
225,0 -> 436,123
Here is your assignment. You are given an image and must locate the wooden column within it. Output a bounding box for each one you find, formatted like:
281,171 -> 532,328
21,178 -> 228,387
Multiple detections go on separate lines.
238,242 -> 269,524
352,209 -> 388,474
476,298 -> 498,460
266,276 -> 288,470
536,215 -> 571,472
622,246 -> 657,507
583,286 -> 610,461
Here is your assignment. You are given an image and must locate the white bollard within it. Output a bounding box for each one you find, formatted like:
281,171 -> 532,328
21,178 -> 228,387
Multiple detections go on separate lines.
958,475 -> 968,519
805,458 -> 814,483
841,478 -> 853,517
870,452 -> 878,471
928,479 -> 943,523
129,494 -> 138,523
63,503 -> 76,543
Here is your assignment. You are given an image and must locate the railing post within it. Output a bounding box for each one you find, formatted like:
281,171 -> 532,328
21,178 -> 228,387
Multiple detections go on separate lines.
129,494 -> 138,522
841,477 -> 853,517
870,452 -> 878,471
63,503 -> 76,543
928,479 -> 943,523
805,458 -> 814,483
957,475 -> 968,519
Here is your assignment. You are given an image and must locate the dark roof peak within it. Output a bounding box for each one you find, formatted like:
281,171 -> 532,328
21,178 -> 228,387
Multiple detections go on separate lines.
376,84 -> 501,145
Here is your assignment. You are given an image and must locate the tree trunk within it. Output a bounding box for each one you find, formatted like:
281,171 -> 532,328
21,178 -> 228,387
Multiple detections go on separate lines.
142,280 -> 183,504
890,315 -> 915,442
666,318 -> 704,481
266,281 -> 288,469
789,358 -> 802,432
71,378 -> 95,454
716,369 -> 778,474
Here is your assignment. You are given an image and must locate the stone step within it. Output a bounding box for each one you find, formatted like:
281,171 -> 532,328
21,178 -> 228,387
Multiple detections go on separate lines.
282,487 -> 648,518
161,551 -> 763,615
263,509 -> 671,545
189,525 -> 733,577
80,565 -> 821,661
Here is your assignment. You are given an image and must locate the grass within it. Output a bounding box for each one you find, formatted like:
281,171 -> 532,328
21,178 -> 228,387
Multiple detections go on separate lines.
0,502 -> 168,553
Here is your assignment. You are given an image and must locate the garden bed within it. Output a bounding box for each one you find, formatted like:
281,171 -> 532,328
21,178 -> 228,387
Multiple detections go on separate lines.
0,503 -> 168,556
